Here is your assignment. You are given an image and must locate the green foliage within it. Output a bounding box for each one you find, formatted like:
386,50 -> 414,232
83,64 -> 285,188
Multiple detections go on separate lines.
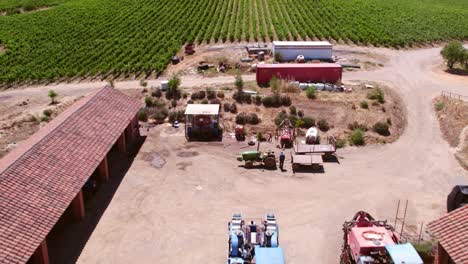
306,86 -> 316,99
274,52 -> 283,62
301,117 -> 315,128
223,102 -> 230,112
230,103 -> 237,113
234,73 -> 244,92
298,110 -> 304,118
289,105 -> 297,115
295,119 -> 305,128
138,110 -> 148,122
1,0 -> 467,83
441,41 -> 466,69
360,100 -> 369,109
274,110 -> 288,126
167,74 -> 181,100
139,79 -> 148,87
269,76 -> 280,95
43,109 -> 53,117
256,132 -> 264,141
336,138 -> 346,148
48,90 -> 58,104
373,121 -> 390,136
152,88 -> 162,98
40,115 -> 50,122
236,112 -> 260,125
348,121 -> 368,131
206,88 -> 216,99
435,101 -> 445,111
349,129 -> 365,146
217,91 -> 225,99
168,110 -> 185,123
413,241 -> 435,261
254,95 -> 262,105
144,96 -> 153,107
317,119 -> 329,131
367,88 -> 385,104
201,98 -> 208,104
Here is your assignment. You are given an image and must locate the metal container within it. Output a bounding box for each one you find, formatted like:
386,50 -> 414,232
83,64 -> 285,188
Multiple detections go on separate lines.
256,63 -> 342,85
160,80 -> 169,91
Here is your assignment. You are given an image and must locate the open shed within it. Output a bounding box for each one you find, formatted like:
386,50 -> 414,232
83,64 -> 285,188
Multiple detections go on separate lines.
272,41 -> 333,61
184,104 -> 221,140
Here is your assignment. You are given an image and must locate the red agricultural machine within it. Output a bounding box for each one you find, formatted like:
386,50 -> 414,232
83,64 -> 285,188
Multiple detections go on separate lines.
235,125 -> 246,141
185,42 -> 195,55
276,119 -> 294,148
341,211 -> 423,264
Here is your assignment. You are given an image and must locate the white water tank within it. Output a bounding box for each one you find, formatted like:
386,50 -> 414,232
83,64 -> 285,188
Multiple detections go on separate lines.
160,80 -> 169,91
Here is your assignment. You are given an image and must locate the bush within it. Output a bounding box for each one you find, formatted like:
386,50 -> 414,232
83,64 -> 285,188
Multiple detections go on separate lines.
348,121 -> 367,131
349,129 -> 365,146
302,117 -> 316,128
223,103 -> 231,112
217,91 -> 225,99
167,74 -> 181,100
243,93 -> 252,104
269,76 -> 281,95
138,110 -> 148,122
306,86 -> 316,99
187,99 -> 194,104
230,103 -> 237,113
43,109 -> 53,117
274,52 -> 283,62
295,119 -> 305,128
182,92 -> 188,99
336,138 -> 346,148
152,107 -> 168,121
201,99 -> 208,104
367,88 -> 385,103
152,88 -> 162,98
248,113 -> 260,124
168,111 -> 184,123
317,119 -> 330,131
171,100 -> 177,108
206,88 -> 216,99
298,110 -> 304,118
256,132 -> 264,141
274,110 -> 288,126
40,115 -> 50,122
210,98 -> 221,105
373,122 -> 390,136
413,241 -> 435,261
435,101 -> 445,111
154,100 -> 165,108
441,41 -> 465,69
236,112 -> 248,125
280,95 -> 291,106
235,73 -> 244,92
254,95 -> 262,105
140,79 -> 148,87
145,96 -> 153,107
288,114 -> 298,126
289,105 -> 297,115
360,101 -> 369,109
262,96 -> 274,107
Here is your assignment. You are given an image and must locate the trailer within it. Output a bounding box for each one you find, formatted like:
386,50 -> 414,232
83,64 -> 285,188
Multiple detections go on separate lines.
291,153 -> 323,172
256,63 -> 342,85
294,136 -> 337,157
272,41 -> 333,61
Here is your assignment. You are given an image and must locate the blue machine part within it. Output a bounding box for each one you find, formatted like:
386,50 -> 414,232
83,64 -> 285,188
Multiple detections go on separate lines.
271,231 -> 278,247
230,233 -> 239,257
385,243 -> 424,264
254,246 -> 285,264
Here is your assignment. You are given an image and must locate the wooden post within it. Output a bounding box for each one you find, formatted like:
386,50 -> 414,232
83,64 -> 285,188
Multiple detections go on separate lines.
71,190 -> 85,221
30,240 -> 49,264
117,132 -> 126,153
437,243 -> 449,264
98,155 -> 109,182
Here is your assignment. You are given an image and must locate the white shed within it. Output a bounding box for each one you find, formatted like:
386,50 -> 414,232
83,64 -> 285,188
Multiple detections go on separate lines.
272,41 -> 333,61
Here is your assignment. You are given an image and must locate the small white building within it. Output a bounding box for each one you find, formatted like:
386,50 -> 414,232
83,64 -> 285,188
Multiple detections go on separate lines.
272,41 -> 333,61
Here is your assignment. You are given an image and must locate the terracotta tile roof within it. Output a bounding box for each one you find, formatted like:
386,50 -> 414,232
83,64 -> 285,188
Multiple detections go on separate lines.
0,86 -> 142,263
427,205 -> 468,264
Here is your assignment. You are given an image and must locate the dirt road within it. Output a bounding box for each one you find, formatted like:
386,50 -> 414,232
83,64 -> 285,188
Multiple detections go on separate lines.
73,46 -> 467,264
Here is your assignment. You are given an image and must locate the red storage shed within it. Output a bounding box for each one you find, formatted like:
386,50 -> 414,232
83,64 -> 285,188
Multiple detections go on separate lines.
256,63 -> 342,85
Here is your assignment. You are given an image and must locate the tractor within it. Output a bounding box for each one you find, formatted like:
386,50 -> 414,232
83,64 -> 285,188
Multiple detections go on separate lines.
228,213 -> 285,264
237,142 -> 276,169
276,119 -> 294,148
341,211 -> 423,264
235,125 -> 246,141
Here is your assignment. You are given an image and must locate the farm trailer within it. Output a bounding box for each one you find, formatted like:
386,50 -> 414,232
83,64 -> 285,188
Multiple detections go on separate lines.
272,41 -> 333,61
291,136 -> 337,172
256,63 -> 342,86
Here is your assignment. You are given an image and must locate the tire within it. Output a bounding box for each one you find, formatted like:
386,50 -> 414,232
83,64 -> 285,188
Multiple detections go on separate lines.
292,163 -> 300,172
263,156 -> 276,169
245,161 -> 254,168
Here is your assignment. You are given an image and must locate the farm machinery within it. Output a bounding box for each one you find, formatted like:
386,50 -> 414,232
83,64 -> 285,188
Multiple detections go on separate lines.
228,213 -> 285,264
185,42 -> 195,55
235,125 -> 246,141
341,211 -> 423,264
237,142 -> 276,169
276,119 -> 295,148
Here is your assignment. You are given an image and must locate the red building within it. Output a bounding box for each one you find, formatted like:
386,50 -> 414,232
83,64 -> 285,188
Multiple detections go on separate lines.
256,63 -> 342,85
0,86 -> 142,263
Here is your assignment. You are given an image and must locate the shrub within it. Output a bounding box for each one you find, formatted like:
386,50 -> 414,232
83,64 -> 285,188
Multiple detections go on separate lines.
243,93 -> 252,104
248,113 -> 260,124
230,103 -> 237,113
48,90 -> 58,104
217,91 -> 225,99
288,114 -> 298,126
182,92 -> 188,99
298,110 -> 304,118
317,119 -> 330,131
373,122 -> 390,136
40,116 -> 50,122
367,88 -> 385,103
289,105 -> 297,115
234,73 -> 244,92
166,74 -> 181,100
152,107 -> 168,121
254,95 -> 262,105
154,99 -> 165,108
262,96 -> 274,107
295,119 -> 305,128
349,129 -> 365,146
302,117 -> 316,128
413,241 -> 435,261
138,110 -> 148,122
435,101 -> 445,111
306,86 -> 316,99
145,96 -> 153,107
168,111 -> 184,123
223,103 -> 231,112
206,88 -> 216,99
360,101 -> 369,109
236,112 -> 249,124
280,95 -> 291,106
348,121 -> 367,131
274,52 -> 283,62
43,109 -> 53,117
210,98 -> 221,105
274,110 -> 288,126
201,99 -> 208,104
269,76 -> 280,95
197,90 -> 206,99
336,138 -> 346,148
187,99 -> 194,104
140,79 -> 148,87
171,100 -> 177,108
256,132 -> 264,141
441,41 -> 465,69
152,88 -> 162,98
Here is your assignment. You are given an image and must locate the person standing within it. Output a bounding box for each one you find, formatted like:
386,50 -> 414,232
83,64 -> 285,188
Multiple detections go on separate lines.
279,151 -> 286,171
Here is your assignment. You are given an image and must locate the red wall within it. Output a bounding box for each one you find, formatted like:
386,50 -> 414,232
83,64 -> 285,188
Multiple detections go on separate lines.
256,64 -> 342,85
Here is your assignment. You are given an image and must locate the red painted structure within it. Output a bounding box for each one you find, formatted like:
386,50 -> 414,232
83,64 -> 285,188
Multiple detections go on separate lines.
0,86 -> 142,264
256,63 -> 342,85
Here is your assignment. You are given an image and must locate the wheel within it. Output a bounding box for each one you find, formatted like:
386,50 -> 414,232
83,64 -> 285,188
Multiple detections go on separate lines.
292,163 -> 301,172
312,164 -> 321,171
263,156 -> 276,169
245,161 -> 254,168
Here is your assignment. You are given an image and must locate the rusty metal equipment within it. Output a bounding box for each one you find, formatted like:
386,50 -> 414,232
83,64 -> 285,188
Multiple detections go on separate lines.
237,142 -> 276,169
276,119 -> 294,149
185,42 -> 195,55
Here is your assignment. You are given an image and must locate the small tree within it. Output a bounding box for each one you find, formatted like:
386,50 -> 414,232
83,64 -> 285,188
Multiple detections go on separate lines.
270,76 -> 280,95
349,129 -> 365,146
144,96 -> 153,107
234,73 -> 244,93
441,41 -> 465,69
274,52 -> 283,62
306,86 -> 316,99
48,90 -> 58,104
167,74 -> 181,100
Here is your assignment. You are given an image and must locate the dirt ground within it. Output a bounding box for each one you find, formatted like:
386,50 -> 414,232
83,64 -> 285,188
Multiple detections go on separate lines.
0,44 -> 467,263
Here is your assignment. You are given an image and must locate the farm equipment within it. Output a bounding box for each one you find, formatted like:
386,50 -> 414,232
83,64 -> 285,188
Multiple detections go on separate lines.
305,126 -> 319,144
341,211 -> 423,264
235,125 -> 246,141
185,42 -> 195,55
276,119 -> 294,148
237,142 -> 276,169
447,185 -> 468,212
228,213 -> 285,264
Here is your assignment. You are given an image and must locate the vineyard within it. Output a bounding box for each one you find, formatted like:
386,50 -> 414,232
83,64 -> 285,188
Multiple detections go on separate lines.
0,0 -> 467,84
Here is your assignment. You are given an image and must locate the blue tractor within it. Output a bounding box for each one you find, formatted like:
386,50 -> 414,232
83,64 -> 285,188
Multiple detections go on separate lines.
227,213 -> 285,264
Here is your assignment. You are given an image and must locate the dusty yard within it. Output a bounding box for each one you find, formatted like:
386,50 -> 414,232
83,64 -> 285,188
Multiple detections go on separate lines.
433,95 -> 468,169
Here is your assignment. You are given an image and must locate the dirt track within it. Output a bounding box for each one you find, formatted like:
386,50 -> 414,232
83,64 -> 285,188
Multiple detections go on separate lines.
1,45 -> 467,263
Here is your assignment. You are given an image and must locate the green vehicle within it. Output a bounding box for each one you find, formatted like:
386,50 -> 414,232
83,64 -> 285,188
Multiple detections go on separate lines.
237,143 -> 276,169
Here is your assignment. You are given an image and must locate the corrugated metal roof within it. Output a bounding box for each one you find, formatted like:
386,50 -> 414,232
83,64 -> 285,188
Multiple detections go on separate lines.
0,86 -> 142,263
257,63 -> 341,69
385,243 -> 424,264
273,41 -> 332,48
254,246 -> 285,264
427,205 -> 468,264
184,104 -> 219,115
